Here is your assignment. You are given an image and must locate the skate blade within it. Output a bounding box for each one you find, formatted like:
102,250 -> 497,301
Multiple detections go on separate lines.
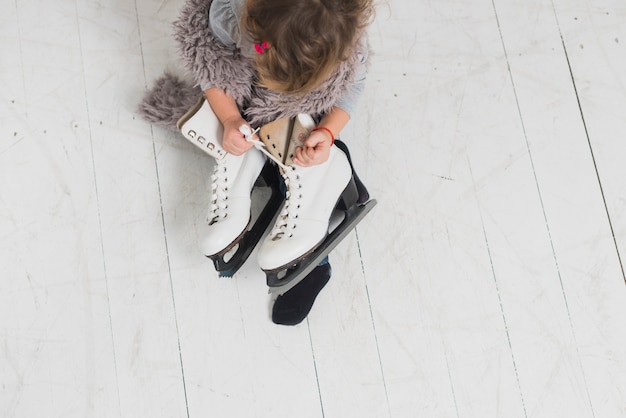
267,199 -> 377,296
214,244 -> 241,278
210,162 -> 283,277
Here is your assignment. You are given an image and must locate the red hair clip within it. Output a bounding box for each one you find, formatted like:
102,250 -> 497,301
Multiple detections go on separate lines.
254,41 -> 270,54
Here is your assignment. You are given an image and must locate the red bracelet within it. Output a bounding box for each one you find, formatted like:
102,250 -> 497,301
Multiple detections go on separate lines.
312,126 -> 335,145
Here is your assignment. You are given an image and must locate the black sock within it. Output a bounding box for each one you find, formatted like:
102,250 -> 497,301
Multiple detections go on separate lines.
272,263 -> 332,326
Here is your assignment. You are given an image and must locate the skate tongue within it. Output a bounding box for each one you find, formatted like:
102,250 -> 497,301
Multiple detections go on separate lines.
240,114 -> 314,169
258,118 -> 293,164
240,125 -> 290,171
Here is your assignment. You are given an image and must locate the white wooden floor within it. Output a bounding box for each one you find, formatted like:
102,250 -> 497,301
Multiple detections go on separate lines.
2,0 -> 626,416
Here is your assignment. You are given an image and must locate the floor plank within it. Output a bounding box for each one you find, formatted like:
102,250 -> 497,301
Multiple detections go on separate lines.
75,0 -> 188,416
1,1 -> 120,416
306,233 -> 391,418
134,0 -> 329,414
355,1 -> 532,415
473,0 -> 609,415
549,1 -> 626,416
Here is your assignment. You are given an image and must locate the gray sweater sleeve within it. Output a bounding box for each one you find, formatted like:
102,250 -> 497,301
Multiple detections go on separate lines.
208,0 -> 241,47
201,0 -> 241,91
334,46 -> 368,115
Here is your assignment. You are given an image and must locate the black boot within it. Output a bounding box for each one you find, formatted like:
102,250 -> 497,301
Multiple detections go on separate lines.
272,263 -> 332,325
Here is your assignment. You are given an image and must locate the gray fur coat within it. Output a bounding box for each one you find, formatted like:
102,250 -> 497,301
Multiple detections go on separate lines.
138,0 -> 363,129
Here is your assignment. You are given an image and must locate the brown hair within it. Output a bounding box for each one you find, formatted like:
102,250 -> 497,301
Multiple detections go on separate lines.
244,0 -> 373,95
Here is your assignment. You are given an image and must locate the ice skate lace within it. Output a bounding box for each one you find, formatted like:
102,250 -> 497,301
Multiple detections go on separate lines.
242,127 -> 300,240
207,160 -> 229,225
269,167 -> 301,240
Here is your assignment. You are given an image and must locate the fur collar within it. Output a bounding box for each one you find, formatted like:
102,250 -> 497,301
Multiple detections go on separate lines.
139,0 -> 361,129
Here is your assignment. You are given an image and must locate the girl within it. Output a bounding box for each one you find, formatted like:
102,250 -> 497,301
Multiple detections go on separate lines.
204,0 -> 373,165
170,0 -> 374,325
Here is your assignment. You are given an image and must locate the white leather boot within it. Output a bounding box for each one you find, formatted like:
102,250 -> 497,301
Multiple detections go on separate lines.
200,150 -> 265,256
257,144 -> 352,270
177,98 -> 266,257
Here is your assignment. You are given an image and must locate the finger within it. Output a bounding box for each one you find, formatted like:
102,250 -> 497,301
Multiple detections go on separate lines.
225,136 -> 248,155
294,147 -> 310,167
307,144 -> 321,160
236,141 -> 253,155
239,124 -> 260,143
237,130 -> 255,152
305,149 -> 321,166
305,133 -> 324,149
295,147 -> 308,165
308,130 -> 333,148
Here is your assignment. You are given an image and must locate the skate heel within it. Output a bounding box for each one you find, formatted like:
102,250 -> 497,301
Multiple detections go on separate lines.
337,176 -> 360,211
335,139 -> 370,204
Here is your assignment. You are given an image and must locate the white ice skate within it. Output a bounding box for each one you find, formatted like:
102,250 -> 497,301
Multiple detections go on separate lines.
242,115 -> 354,285
257,145 -> 352,270
244,114 -> 377,295
177,97 -> 280,276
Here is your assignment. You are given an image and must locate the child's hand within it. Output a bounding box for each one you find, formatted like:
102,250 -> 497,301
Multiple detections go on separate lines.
222,117 -> 255,155
293,130 -> 333,167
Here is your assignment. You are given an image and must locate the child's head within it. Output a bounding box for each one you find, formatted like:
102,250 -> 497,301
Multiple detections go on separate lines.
244,0 -> 374,95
